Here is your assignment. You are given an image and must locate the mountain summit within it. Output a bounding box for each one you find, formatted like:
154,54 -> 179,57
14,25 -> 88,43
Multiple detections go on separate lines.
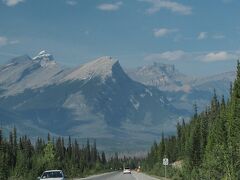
0,51 -> 64,96
127,62 -> 189,92
33,50 -> 54,60
64,56 -> 126,82
33,50 -> 56,67
127,62 -> 235,112
0,53 -> 182,151
1,53 -> 234,151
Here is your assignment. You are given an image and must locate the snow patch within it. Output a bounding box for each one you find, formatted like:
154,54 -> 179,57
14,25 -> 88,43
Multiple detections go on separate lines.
33,50 -> 56,68
130,95 -> 140,110
167,97 -> 172,102
159,98 -> 165,103
145,88 -> 153,96
33,50 -> 54,61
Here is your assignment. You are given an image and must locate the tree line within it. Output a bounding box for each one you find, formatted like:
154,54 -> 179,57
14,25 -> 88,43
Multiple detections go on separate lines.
143,61 -> 240,179
0,128 -> 125,180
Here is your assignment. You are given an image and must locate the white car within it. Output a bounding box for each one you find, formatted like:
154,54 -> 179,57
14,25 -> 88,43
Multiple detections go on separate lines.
123,168 -> 131,174
38,170 -> 65,180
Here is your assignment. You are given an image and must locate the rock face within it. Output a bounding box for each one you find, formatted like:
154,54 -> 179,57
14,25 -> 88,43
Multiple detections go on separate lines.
127,62 -> 235,112
127,62 -> 190,92
0,51 -> 67,96
0,52 -> 184,151
0,52 -> 234,151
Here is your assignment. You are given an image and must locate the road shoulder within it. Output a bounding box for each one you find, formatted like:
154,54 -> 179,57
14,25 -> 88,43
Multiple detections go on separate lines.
131,171 -> 166,180
73,171 -> 118,180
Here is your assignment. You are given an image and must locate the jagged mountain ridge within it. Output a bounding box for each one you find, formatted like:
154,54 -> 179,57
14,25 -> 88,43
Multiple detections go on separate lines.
127,62 -> 236,112
0,52 -> 234,150
0,51 -> 69,96
0,52 -> 183,151
127,62 -> 191,92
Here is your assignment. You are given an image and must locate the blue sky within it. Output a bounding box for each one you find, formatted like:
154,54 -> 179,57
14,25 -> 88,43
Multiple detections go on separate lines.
0,0 -> 240,76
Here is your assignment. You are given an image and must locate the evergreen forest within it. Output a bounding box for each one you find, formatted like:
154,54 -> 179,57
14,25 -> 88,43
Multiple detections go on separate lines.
143,61 -> 240,179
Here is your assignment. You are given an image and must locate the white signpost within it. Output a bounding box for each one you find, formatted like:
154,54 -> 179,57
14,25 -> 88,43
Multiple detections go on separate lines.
163,158 -> 169,166
163,158 -> 169,179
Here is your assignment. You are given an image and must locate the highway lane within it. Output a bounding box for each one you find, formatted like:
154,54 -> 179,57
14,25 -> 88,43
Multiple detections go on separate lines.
75,171 -> 162,180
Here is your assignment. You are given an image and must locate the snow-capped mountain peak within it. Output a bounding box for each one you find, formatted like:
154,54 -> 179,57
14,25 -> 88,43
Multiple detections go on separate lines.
33,50 -> 56,67
33,50 -> 54,61
64,56 -> 120,81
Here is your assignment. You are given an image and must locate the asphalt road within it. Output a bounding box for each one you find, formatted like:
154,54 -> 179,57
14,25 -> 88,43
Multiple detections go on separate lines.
75,171 -> 163,180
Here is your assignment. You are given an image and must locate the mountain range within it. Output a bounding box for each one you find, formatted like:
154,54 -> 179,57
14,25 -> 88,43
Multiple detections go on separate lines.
127,63 -> 235,112
0,51 -> 235,151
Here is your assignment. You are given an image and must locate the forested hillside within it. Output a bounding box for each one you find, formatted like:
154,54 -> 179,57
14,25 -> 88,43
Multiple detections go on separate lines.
0,127 -> 129,180
143,61 -> 240,179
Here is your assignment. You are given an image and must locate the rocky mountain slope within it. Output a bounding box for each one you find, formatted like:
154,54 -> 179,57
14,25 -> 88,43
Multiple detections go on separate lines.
0,52 -> 234,151
0,52 -> 184,151
127,63 -> 236,112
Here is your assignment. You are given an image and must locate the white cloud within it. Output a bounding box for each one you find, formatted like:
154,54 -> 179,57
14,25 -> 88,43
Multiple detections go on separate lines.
212,34 -> 225,39
66,0 -> 77,6
153,28 -> 177,37
144,50 -> 239,63
198,32 -> 225,40
0,36 -> 20,47
9,40 -> 20,44
0,36 -> 8,46
140,0 -> 192,15
97,1 -> 122,11
197,32 -> 207,40
2,0 -> 24,6
145,50 -> 186,61
203,51 -> 236,62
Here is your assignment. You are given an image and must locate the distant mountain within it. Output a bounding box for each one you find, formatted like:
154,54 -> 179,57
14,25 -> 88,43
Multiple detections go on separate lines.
0,53 -> 234,151
191,71 -> 235,95
127,62 -> 191,92
0,52 -> 185,151
0,51 -> 69,96
127,62 -> 236,112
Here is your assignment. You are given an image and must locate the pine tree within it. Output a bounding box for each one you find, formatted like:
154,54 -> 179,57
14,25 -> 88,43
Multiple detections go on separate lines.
228,60 -> 240,177
43,142 -> 55,169
101,152 -> 106,165
13,127 -> 17,167
86,139 -> 91,164
47,133 -> 51,142
0,128 -> 2,146
55,137 -> 64,162
180,119 -> 186,158
159,132 -> 165,160
8,130 -> 14,170
0,152 -> 8,180
67,136 -> 72,160
176,121 -> 182,157
189,118 -> 201,168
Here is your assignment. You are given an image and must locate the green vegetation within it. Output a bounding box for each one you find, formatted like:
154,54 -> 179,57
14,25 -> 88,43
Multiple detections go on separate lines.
0,128 -> 123,180
143,61 -> 240,179
0,127 -> 144,180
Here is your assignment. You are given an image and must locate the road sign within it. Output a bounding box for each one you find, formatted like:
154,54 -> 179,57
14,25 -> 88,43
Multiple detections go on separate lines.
163,158 -> 169,166
162,158 -> 169,179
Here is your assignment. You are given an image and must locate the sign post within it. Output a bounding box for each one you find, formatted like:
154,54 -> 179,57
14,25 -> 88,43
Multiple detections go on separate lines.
163,158 -> 169,179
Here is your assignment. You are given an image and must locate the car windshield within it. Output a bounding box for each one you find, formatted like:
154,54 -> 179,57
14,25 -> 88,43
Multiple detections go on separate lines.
41,171 -> 63,178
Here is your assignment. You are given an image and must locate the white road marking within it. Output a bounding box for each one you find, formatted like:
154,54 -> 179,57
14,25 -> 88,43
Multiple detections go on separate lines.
74,171 -> 117,180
